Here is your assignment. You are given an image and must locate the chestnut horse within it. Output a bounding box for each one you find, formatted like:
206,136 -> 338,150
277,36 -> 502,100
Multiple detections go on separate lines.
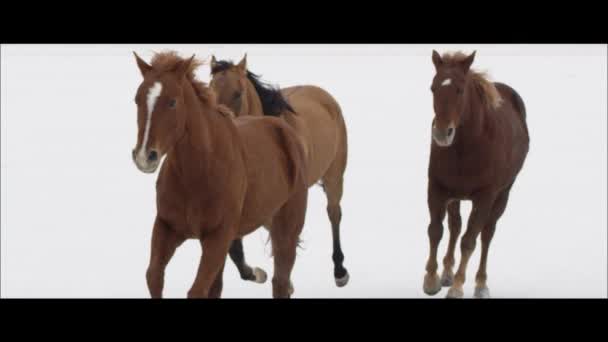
423,51 -> 529,298
208,55 -> 350,288
131,51 -> 308,298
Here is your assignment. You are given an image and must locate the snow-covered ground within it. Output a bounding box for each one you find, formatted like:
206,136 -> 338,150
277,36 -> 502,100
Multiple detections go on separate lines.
1,44 -> 606,298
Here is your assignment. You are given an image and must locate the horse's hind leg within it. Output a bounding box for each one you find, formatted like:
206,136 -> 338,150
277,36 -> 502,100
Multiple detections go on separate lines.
322,149 -> 349,287
228,239 -> 267,284
441,201 -> 462,287
474,189 -> 510,299
270,189 -> 307,298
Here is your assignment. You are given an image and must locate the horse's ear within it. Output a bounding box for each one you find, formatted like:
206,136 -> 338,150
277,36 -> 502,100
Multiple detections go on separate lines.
460,50 -> 476,73
174,54 -> 196,79
237,53 -> 247,72
432,50 -> 443,69
133,52 -> 152,76
210,55 -> 218,70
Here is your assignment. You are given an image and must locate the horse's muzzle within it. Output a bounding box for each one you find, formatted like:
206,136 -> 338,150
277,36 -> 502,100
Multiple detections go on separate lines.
132,148 -> 160,173
432,123 -> 456,147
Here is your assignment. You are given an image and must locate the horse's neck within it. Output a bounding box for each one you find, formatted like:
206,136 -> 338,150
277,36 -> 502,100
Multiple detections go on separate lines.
171,85 -> 234,180
243,77 -> 264,116
458,78 -> 489,146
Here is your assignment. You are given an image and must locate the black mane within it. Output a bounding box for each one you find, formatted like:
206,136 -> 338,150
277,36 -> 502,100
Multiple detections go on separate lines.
211,60 -> 295,116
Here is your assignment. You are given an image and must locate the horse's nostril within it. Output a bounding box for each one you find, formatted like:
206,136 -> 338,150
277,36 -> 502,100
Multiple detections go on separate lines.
447,127 -> 454,136
148,150 -> 158,162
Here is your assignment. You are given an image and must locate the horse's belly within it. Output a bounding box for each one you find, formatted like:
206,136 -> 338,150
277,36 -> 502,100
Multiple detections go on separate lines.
238,183 -> 290,235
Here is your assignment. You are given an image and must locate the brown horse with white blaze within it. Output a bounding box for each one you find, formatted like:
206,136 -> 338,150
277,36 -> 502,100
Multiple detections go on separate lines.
131,51 -> 308,298
423,50 -> 529,298
209,54 -> 350,288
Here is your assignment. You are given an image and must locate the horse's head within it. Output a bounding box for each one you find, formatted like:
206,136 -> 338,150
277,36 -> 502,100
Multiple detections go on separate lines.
430,50 -> 476,147
209,54 -> 248,116
131,52 -> 195,173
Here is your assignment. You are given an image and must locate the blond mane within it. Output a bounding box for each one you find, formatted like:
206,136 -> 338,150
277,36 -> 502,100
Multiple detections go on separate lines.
441,51 -> 503,109
149,51 -> 222,109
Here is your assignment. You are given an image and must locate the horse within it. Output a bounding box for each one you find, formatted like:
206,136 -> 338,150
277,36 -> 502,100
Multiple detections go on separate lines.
423,50 -> 530,298
131,51 -> 309,298
208,54 -> 350,288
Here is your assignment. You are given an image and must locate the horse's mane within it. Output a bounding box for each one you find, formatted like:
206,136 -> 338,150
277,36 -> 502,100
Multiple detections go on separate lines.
150,51 -> 227,113
211,59 -> 295,116
441,51 -> 503,109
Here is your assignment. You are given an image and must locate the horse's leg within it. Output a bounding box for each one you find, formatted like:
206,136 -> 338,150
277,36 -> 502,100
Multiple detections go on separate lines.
208,262 -> 226,299
146,216 -> 185,298
321,130 -> 348,287
423,182 -> 448,296
474,189 -> 510,299
187,227 -> 233,299
446,191 -> 496,299
441,201 -> 462,287
228,238 -> 267,283
322,174 -> 349,287
270,189 -> 307,298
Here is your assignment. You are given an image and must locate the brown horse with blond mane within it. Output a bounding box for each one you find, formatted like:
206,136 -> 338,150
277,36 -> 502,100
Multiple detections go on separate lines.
423,50 -> 529,298
131,51 -> 308,298
208,54 -> 350,288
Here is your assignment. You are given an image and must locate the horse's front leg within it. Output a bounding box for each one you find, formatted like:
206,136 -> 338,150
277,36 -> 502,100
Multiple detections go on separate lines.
446,191 -> 497,299
187,227 -> 234,299
146,216 -> 185,298
423,181 -> 449,296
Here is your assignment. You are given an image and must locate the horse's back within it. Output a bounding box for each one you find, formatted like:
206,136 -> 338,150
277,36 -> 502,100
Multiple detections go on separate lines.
494,82 -> 528,128
282,85 -> 342,118
493,82 -> 530,182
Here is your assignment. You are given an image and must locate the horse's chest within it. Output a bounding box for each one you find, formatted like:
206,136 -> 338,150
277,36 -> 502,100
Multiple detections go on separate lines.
156,182 -> 224,238
430,149 -> 493,193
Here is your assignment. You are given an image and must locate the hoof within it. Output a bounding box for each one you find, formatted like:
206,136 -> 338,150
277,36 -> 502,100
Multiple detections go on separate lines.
474,286 -> 490,299
335,271 -> 350,287
423,273 -> 442,296
446,286 -> 464,299
253,267 -> 267,284
440,269 -> 454,287
288,280 -> 294,296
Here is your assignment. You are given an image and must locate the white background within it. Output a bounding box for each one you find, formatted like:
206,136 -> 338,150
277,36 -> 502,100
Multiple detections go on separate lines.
1,44 -> 606,298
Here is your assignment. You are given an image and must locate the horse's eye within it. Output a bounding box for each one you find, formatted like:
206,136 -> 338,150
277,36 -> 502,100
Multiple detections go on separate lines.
456,88 -> 463,95
233,91 -> 242,99
168,99 -> 176,109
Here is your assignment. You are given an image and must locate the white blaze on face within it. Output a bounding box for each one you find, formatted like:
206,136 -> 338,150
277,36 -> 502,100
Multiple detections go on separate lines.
139,81 -> 163,158
441,78 -> 452,86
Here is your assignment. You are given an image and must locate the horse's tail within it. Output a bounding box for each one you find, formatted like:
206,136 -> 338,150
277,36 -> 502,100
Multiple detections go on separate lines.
275,123 -> 308,194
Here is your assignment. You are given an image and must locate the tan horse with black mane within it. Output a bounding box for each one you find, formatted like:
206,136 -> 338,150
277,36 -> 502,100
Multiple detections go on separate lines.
209,55 -> 350,288
131,51 -> 308,298
423,50 -> 530,298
